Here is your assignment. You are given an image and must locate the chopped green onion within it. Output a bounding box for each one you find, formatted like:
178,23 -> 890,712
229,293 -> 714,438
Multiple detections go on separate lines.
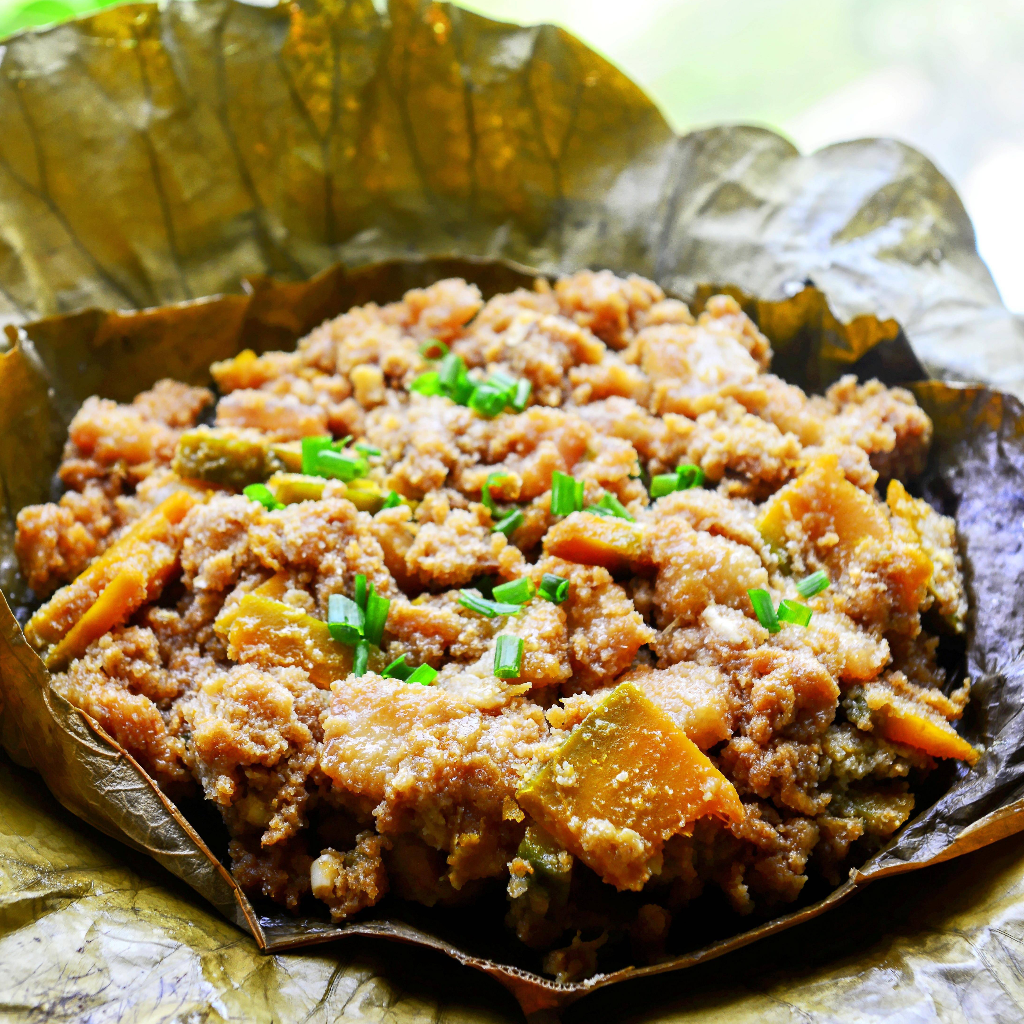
335,436 -> 353,449
538,573 -> 570,604
381,491 -> 402,510
242,483 -> 283,511
355,443 -> 382,458
419,338 -> 449,359
676,464 -> 705,489
364,587 -> 391,647
649,473 -> 679,499
795,570 -> 830,599
492,577 -> 535,605
409,370 -> 444,396
352,640 -> 369,677
301,435 -> 333,475
316,449 -> 368,482
550,471 -> 583,515
511,378 -> 532,412
328,593 -> 365,645
494,635 -> 524,679
354,574 -> 367,611
584,505 -> 612,517
748,589 -> 780,633
489,369 -> 518,394
405,663 -> 438,686
492,508 -> 524,539
481,472 -> 510,514
778,599 -> 813,627
383,654 -> 412,681
469,383 -> 509,419
595,493 -> 634,521
438,352 -> 468,391
458,591 -> 523,618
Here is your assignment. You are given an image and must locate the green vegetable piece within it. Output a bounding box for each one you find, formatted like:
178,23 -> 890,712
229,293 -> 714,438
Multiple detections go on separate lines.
649,473 -> 680,499
492,577 -> 535,605
488,369 -> 518,394
172,427 -> 270,488
595,492 -> 634,521
538,573 -> 570,604
550,471 -> 583,515
492,508 -> 524,539
316,449 -> 368,482
511,377 -> 532,412
516,824 -> 573,907
419,338 -> 449,359
748,588 -> 781,633
301,435 -> 334,476
352,640 -> 369,677
327,593 -> 365,645
778,599 -> 813,627
494,634 -> 523,678
481,471 -> 510,514
469,383 -> 508,418
364,587 -> 391,648
381,491 -> 402,509
355,443 -> 382,458
383,654 -> 412,680
405,664 -> 438,686
266,473 -> 325,504
457,591 -> 522,618
243,483 -> 283,511
354,574 -> 367,611
676,464 -> 705,489
409,370 -> 444,396
795,570 -> 830,599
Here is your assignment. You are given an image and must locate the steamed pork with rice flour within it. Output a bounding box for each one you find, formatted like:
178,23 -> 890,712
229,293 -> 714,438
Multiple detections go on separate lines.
15,270 -> 977,980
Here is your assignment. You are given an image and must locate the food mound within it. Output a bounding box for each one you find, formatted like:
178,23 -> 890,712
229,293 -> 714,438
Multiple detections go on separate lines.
15,271 -> 977,980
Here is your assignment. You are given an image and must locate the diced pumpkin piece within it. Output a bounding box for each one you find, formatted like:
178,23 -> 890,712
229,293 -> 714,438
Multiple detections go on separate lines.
172,426 -> 271,488
516,681 -> 744,891
757,453 -> 889,555
864,683 -> 979,765
25,490 -> 200,656
341,478 -> 387,513
543,511 -> 648,573
212,572 -> 291,636
269,441 -> 304,473
886,479 -> 967,632
218,592 -> 384,688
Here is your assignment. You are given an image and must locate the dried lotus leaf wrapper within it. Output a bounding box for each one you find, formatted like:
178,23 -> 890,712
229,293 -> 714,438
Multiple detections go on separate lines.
0,0 -> 1021,1019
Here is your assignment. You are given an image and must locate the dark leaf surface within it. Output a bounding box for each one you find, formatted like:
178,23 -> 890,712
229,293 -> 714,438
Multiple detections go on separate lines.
2,1 -> 1024,1020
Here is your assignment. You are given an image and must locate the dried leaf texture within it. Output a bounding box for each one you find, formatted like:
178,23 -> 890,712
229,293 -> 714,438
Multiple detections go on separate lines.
1,1 -> 1024,1020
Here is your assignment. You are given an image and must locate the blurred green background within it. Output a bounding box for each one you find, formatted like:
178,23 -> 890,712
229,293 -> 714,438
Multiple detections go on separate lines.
2,0 -> 1022,311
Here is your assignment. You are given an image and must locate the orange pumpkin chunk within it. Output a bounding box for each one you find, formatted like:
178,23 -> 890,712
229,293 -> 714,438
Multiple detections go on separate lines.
864,684 -> 979,765
542,511 -> 648,573
517,681 -> 744,891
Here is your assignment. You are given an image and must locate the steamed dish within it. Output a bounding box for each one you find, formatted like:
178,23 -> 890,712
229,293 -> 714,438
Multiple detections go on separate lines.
14,270 -> 977,980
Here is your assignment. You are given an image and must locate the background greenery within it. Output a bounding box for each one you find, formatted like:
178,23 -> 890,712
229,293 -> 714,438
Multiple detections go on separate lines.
1,0 -> 1021,311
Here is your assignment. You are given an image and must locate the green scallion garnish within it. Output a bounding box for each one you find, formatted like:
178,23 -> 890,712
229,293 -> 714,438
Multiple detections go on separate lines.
469,383 -> 509,419
352,639 -> 369,677
748,588 -> 781,633
316,448 -> 368,482
419,338 -> 449,359
795,570 -> 830,599
777,599 -> 813,627
405,664 -> 438,686
458,591 -> 523,618
243,482 -> 284,511
364,587 -> 391,647
328,593 -> 365,645
489,369 -> 518,394
301,435 -> 334,475
550,471 -> 583,516
649,474 -> 680,499
355,443 -> 382,458
538,573 -> 569,604
494,635 -> 524,679
676,464 -> 705,489
409,370 -> 444,396
481,472 -> 510,514
492,508 -> 524,539
383,654 -> 412,681
381,491 -> 402,509
492,577 -> 535,605
511,378 -> 532,412
594,493 -> 634,521
354,573 -> 367,611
